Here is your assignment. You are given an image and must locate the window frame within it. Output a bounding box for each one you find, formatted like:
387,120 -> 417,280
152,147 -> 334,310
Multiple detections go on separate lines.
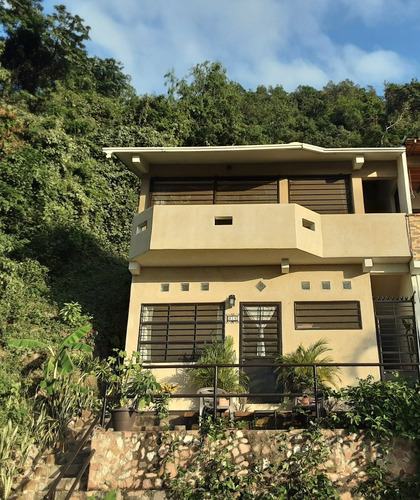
294,301 -> 362,330
138,302 -> 225,362
240,302 -> 282,362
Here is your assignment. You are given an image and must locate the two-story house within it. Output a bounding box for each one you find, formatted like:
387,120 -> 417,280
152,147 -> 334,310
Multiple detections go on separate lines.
104,143 -> 419,409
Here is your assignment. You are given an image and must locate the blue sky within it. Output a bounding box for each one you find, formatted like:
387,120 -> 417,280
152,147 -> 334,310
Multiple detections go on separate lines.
42,0 -> 420,96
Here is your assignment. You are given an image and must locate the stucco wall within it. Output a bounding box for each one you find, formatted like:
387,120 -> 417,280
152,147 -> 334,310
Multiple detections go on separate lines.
125,265 -> 381,410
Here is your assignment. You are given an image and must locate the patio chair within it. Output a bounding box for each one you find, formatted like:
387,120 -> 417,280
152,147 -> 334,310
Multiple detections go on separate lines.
197,387 -> 233,421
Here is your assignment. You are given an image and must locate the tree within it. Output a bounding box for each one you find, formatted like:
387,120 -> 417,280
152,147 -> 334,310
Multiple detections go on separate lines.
0,0 -> 90,92
165,61 -> 246,146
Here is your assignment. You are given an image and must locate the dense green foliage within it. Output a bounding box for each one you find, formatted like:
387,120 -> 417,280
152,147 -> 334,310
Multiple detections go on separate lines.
2,2 -> 420,371
165,419 -> 339,499
2,2 -> 420,484
328,375 -> 420,441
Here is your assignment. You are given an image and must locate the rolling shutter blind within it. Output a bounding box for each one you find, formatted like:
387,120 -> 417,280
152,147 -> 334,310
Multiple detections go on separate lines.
150,178 -> 214,205
295,301 -> 362,330
150,177 -> 278,205
289,176 -> 351,214
215,178 -> 278,204
138,303 -> 224,362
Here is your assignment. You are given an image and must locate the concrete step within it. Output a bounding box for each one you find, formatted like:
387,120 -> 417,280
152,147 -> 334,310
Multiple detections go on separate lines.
56,450 -> 90,466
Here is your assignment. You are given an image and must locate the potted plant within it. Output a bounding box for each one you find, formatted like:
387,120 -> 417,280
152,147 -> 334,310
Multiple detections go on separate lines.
96,350 -> 162,431
187,337 -> 248,409
274,339 -> 341,405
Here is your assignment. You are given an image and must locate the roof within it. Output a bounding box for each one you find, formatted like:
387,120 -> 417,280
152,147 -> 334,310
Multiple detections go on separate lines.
103,142 -> 406,177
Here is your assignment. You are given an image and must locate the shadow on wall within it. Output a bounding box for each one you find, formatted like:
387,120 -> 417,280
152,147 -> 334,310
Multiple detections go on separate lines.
339,333 -> 381,385
20,225 -> 131,355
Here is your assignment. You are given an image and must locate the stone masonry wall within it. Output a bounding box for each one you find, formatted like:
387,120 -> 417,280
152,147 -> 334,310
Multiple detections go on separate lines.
88,428 -> 417,497
408,215 -> 420,260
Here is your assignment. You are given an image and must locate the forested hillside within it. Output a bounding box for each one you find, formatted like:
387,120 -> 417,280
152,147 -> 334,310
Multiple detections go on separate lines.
2,0 -> 420,379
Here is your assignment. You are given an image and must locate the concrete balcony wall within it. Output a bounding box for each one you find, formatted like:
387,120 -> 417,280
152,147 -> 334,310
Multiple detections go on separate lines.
129,205 -> 410,266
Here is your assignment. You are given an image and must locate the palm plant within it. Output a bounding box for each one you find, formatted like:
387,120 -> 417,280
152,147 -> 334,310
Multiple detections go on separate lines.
7,324 -> 93,393
275,339 -> 341,396
187,337 -> 248,393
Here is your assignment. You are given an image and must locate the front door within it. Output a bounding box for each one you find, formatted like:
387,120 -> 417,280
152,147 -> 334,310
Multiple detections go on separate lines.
240,303 -> 281,402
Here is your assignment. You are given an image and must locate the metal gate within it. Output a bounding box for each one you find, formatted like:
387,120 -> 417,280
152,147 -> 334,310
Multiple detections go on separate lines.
374,298 -> 419,380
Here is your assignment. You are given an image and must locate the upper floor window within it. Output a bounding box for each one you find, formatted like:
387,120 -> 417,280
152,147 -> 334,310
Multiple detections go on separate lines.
150,177 -> 278,206
289,176 -> 352,214
149,175 -> 352,214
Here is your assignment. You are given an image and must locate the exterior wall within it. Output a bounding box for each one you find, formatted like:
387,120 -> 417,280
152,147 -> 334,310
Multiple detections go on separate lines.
129,206 -> 410,266
126,265 -> 380,410
88,428 -> 417,495
122,146 -> 415,413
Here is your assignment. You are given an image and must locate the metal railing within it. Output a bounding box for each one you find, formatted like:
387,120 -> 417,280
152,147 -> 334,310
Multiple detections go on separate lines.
136,361 -> 420,422
44,413 -> 100,500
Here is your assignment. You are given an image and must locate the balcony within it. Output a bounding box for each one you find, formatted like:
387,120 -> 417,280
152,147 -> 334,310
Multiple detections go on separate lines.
129,204 -> 410,267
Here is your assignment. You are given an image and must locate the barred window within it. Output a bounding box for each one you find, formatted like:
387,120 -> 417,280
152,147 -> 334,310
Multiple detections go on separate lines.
138,303 -> 225,362
295,301 -> 362,330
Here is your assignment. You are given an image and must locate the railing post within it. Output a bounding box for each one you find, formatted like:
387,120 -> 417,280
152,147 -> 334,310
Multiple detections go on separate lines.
313,364 -> 319,422
213,364 -> 218,421
101,382 -> 108,427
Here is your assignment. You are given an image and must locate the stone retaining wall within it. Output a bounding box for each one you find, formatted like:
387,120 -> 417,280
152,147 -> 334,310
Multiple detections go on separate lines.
408,214 -> 420,260
88,428 -> 417,497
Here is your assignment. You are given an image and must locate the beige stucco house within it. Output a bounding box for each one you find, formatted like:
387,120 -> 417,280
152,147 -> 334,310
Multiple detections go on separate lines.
104,142 -> 420,409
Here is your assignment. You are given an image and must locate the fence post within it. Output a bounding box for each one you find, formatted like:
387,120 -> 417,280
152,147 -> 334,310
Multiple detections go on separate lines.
101,382 -> 108,427
313,364 -> 319,421
213,365 -> 218,421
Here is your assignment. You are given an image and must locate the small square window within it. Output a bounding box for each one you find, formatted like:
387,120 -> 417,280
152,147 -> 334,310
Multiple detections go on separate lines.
301,281 -> 310,290
322,281 -> 331,290
343,281 -> 352,290
136,221 -> 147,234
161,283 -> 169,292
302,219 -> 315,231
201,282 -> 210,291
181,283 -> 189,292
214,216 -> 233,225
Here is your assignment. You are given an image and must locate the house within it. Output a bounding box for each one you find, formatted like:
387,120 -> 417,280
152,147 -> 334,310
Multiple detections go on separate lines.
104,143 -> 419,409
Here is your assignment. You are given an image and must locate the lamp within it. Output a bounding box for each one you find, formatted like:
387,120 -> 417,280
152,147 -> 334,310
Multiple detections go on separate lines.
228,295 -> 236,308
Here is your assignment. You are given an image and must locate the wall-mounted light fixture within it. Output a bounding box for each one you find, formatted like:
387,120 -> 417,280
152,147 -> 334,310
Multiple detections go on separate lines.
228,294 -> 236,308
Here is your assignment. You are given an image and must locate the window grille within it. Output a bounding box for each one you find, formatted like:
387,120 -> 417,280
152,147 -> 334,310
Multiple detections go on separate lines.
138,303 -> 225,362
295,301 -> 362,330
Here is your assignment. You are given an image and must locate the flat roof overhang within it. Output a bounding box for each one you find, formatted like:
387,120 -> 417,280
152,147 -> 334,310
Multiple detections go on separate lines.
103,143 -> 406,177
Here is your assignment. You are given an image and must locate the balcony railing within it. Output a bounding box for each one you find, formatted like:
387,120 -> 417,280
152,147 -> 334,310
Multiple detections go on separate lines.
100,361 -> 420,425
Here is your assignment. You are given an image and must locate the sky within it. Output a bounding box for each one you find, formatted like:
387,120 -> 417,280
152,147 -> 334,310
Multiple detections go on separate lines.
42,0 -> 420,96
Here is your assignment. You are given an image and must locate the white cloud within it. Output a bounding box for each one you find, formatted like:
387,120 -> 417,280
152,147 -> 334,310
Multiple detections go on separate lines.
41,0 -> 419,94
339,0 -> 420,25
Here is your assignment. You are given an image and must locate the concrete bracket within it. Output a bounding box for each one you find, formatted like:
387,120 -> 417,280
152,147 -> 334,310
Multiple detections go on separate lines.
128,261 -> 141,276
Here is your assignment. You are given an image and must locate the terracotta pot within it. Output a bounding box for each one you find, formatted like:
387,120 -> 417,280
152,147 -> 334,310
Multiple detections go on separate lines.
218,397 -> 230,408
110,408 -> 138,431
299,397 -> 311,405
